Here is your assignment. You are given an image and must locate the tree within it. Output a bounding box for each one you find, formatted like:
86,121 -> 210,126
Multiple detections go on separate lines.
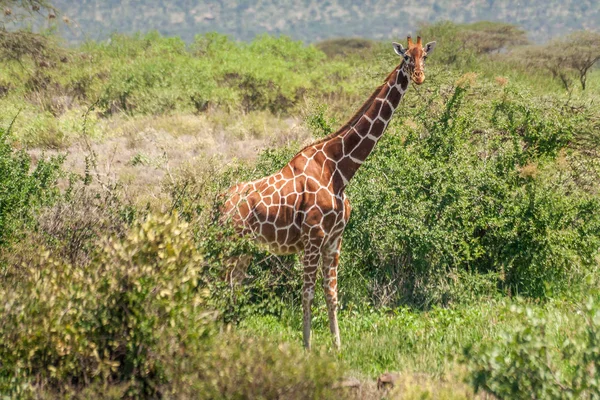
417,21 -> 529,67
508,30 -> 600,92
514,45 -> 574,91
561,31 -> 600,90
459,21 -> 529,54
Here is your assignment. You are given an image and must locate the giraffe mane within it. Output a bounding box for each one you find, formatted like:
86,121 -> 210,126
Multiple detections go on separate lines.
295,64 -> 401,154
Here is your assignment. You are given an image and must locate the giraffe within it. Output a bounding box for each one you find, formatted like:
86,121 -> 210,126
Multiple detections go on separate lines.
222,36 -> 436,350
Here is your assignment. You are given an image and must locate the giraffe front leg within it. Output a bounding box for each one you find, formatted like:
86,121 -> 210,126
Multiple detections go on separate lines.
322,239 -> 342,350
302,250 -> 320,350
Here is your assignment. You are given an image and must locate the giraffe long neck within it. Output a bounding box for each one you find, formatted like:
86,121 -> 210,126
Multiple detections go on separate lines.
333,64 -> 410,187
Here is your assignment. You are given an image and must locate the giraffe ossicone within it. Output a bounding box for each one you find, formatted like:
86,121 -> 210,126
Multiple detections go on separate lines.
223,36 -> 436,350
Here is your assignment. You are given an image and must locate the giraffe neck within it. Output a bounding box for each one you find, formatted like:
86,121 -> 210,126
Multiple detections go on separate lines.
331,64 -> 410,188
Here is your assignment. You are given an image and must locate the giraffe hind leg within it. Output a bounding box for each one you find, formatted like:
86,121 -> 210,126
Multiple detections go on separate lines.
301,250 -> 320,350
226,254 -> 252,287
322,240 -> 342,350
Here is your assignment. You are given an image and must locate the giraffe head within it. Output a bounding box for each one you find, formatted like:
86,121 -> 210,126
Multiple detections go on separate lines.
392,35 -> 436,85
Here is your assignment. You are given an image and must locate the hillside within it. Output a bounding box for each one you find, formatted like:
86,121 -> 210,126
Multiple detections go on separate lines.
49,0 -> 600,44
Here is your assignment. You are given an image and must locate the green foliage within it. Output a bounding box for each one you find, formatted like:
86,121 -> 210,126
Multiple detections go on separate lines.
305,104 -> 336,138
0,213 -> 211,397
94,32 -> 330,115
465,298 -> 600,399
342,84 -> 600,307
0,126 -> 62,249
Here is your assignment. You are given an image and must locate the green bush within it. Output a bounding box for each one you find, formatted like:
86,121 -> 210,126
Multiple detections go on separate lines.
92,32 -> 334,116
464,298 -> 600,399
0,127 -> 62,249
0,213 -> 211,397
343,85 -> 600,307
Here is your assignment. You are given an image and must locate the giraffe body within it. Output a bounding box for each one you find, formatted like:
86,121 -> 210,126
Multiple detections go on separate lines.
223,36 -> 436,349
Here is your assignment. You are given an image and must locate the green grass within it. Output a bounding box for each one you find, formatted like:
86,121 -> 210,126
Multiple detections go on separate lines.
239,296 -> 584,378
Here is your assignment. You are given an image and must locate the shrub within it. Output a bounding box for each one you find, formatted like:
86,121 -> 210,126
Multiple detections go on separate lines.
464,298 -> 600,399
342,84 -> 600,307
0,213 -> 211,397
0,126 -> 62,250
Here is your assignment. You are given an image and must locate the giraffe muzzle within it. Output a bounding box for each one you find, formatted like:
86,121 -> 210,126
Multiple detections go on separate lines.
412,71 -> 425,85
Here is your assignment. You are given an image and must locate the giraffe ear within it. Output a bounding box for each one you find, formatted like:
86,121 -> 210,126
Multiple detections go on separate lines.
392,42 -> 409,61
424,41 -> 436,56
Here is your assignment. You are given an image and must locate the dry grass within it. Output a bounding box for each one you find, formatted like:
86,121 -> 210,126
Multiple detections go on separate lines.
28,111 -> 311,207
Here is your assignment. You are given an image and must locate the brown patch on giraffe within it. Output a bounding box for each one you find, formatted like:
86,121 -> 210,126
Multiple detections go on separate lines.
316,160 -> 335,184
303,192 -> 317,208
353,115 -> 372,135
252,199 -> 268,220
235,200 -> 250,219
262,185 -> 275,196
387,86 -> 402,106
267,205 -> 279,222
322,212 -> 337,231
284,192 -> 297,207
350,137 -> 376,160
337,157 -> 360,177
316,188 -> 334,209
303,146 -> 317,159
280,164 -> 293,177
305,207 -> 324,227
286,225 -> 301,244
364,102 -> 381,121
261,223 -> 276,242
294,176 -> 306,192
313,150 -> 327,166
380,100 -> 393,120
291,154 -> 309,175
275,227 -> 287,242
228,192 -> 240,205
397,72 -> 409,90
281,180 -> 295,196
278,203 -> 293,219
271,189 -> 281,204
343,130 -> 362,151
369,118 -> 386,137
323,137 -> 343,157
331,170 -> 347,191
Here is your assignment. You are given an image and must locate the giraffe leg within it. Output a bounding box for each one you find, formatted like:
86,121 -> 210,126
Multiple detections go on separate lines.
302,250 -> 320,350
226,254 -> 252,287
322,240 -> 342,350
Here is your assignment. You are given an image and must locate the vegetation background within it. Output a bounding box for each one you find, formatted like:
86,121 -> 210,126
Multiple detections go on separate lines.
0,1 -> 599,399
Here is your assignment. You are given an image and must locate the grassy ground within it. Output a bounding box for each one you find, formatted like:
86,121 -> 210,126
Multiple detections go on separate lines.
238,296 -> 586,398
